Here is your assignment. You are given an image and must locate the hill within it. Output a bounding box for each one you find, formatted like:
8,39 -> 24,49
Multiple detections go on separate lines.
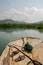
0,19 -> 43,24
0,19 -> 25,24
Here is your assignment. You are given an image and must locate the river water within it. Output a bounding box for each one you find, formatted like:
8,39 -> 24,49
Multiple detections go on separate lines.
0,29 -> 43,55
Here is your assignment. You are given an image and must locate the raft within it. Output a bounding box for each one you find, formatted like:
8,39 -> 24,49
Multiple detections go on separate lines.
0,37 -> 43,65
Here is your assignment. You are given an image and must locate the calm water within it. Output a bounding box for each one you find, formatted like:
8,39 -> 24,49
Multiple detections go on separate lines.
0,29 -> 43,55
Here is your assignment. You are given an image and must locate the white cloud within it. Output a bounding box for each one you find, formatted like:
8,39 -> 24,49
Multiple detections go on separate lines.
0,7 -> 43,23
24,7 -> 29,12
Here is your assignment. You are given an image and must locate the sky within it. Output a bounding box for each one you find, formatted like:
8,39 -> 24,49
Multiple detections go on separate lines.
0,0 -> 43,23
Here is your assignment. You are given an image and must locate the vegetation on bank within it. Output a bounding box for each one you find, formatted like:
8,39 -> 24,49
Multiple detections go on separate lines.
0,23 -> 35,29
0,23 -> 43,28
0,23 -> 43,32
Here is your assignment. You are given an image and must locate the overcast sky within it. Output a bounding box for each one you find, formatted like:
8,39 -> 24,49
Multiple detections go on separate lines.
0,0 -> 43,23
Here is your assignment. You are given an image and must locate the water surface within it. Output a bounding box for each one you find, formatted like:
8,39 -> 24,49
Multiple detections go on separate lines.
0,29 -> 43,55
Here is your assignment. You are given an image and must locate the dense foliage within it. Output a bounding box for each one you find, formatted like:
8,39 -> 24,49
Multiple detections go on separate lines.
0,23 -> 43,28
0,22 -> 43,32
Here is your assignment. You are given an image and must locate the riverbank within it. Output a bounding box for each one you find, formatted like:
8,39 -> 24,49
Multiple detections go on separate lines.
0,23 -> 43,34
0,23 -> 43,29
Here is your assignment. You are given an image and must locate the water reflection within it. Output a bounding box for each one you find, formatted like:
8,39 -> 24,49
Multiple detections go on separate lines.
0,29 -> 26,33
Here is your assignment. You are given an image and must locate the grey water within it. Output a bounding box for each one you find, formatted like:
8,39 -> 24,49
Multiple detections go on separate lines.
0,29 -> 43,55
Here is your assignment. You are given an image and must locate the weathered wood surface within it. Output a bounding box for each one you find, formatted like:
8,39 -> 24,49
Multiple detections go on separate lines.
0,37 -> 43,65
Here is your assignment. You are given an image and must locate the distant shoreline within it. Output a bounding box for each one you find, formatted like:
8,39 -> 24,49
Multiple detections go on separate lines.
0,23 -> 43,32
0,23 -> 43,28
